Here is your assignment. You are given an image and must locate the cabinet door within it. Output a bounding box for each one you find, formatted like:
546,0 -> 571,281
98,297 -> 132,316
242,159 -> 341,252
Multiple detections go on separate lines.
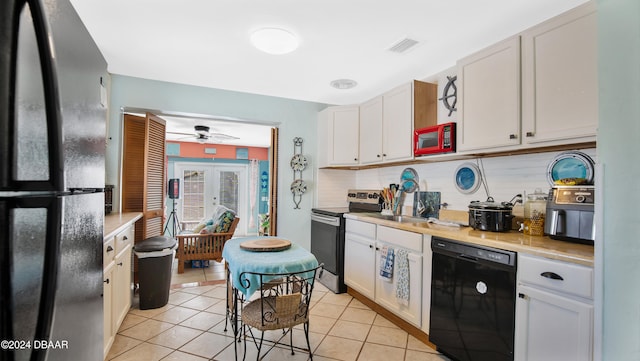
515,285 -> 593,361
113,247 -> 132,330
103,265 -> 114,357
328,106 -> 360,166
458,36 -> 521,151
359,96 -> 383,165
521,2 -> 597,145
382,82 -> 414,162
344,232 -> 375,299
374,244 -> 422,327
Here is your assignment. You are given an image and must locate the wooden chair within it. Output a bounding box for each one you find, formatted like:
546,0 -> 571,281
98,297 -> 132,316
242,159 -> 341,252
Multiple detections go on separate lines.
239,264 -> 323,360
175,217 -> 239,274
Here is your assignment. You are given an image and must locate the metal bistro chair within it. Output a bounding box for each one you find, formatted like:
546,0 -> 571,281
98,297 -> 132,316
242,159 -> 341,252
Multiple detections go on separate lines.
238,264 -> 323,361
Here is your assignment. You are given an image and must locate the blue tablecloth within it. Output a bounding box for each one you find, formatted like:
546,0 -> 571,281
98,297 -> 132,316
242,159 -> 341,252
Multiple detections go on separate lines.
222,237 -> 319,298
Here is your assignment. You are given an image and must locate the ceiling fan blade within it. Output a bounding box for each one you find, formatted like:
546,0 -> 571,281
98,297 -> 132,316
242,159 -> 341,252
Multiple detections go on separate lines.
166,131 -> 194,136
210,132 -> 240,140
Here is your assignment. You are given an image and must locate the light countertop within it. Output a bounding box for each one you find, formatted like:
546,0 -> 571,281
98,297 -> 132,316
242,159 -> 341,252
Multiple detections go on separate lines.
344,213 -> 594,267
104,212 -> 143,240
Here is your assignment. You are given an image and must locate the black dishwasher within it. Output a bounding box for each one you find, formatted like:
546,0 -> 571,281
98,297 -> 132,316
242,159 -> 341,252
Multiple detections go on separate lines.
430,237 -> 516,361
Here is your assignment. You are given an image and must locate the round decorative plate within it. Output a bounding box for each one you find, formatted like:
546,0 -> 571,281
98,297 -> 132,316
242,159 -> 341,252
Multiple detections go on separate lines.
400,167 -> 419,193
454,163 -> 482,194
290,154 -> 308,171
240,238 -> 292,252
546,151 -> 594,186
290,179 -> 307,195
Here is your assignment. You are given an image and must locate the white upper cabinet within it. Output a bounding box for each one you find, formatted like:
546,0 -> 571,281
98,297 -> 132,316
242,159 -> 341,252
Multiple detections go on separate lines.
359,96 -> 384,165
457,1 -> 597,154
358,81 -> 435,165
382,82 -> 415,163
457,36 -> 521,152
317,105 -> 360,167
521,1 -> 598,145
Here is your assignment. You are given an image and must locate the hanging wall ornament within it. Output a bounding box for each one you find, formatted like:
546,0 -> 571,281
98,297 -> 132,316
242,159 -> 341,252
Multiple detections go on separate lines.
290,137 -> 307,209
439,75 -> 457,117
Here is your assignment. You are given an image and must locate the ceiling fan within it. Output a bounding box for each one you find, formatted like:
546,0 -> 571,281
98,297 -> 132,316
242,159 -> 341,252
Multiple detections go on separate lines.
168,125 -> 239,144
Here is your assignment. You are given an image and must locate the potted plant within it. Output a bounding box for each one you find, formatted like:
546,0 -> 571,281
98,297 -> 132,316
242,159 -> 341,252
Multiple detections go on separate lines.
259,214 -> 270,236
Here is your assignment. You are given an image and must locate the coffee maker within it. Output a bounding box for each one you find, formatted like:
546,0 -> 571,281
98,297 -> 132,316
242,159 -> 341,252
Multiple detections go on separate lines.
544,186 -> 595,244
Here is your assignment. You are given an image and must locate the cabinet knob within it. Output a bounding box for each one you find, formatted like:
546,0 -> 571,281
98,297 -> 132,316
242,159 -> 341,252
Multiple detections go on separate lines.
377,154 -> 381,158
369,245 -> 373,249
382,153 -> 387,157
354,158 -> 358,161
104,279 -> 110,284
117,262 -> 123,266
106,245 -> 114,252
526,131 -> 535,137
509,134 -> 517,139
123,236 -> 128,241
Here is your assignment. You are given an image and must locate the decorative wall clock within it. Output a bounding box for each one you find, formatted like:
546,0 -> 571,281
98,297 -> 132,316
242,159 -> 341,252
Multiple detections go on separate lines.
439,75 -> 457,117
290,137 -> 307,209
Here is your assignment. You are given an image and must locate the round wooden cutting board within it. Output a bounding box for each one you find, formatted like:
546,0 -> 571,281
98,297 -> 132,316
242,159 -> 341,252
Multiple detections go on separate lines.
239,238 -> 292,252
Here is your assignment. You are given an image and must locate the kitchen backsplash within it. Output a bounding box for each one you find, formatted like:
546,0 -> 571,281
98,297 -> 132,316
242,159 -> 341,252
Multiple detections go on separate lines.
314,148 -> 597,213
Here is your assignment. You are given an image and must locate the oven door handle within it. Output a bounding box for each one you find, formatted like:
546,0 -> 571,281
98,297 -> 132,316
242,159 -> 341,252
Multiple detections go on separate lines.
311,213 -> 341,227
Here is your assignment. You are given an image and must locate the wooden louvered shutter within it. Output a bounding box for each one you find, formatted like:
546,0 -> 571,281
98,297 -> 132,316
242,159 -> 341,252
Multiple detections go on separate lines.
122,113 -> 166,241
143,113 -> 166,239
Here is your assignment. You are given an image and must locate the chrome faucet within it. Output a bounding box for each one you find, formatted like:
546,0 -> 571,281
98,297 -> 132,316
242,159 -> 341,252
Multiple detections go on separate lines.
399,179 -> 426,216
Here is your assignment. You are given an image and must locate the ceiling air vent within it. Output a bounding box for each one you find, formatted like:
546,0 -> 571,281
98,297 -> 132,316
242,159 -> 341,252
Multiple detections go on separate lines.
387,37 -> 419,53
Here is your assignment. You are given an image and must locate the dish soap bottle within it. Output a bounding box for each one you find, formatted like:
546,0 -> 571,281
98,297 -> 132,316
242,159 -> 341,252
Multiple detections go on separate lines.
524,188 -> 548,236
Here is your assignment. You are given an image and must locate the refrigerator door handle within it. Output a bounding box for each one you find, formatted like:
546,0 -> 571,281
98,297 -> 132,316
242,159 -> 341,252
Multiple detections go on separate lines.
0,196 -> 62,361
0,0 -> 64,192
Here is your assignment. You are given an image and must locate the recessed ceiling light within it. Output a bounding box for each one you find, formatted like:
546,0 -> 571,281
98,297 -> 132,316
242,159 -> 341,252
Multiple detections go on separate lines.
330,79 -> 358,90
250,27 -> 299,55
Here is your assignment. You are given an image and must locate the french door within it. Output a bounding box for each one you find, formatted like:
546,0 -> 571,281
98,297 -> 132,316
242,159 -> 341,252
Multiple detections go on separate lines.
174,163 -> 248,236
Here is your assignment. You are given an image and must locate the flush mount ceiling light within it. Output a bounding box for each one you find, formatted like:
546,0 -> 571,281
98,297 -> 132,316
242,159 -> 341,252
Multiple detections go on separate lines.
330,79 -> 358,90
250,27 -> 299,55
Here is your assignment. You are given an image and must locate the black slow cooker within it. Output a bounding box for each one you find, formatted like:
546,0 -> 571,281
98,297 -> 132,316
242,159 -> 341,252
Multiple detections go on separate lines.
468,197 -> 515,232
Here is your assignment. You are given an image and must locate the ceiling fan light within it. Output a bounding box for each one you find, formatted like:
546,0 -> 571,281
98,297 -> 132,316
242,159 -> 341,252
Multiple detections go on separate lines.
196,137 -> 207,144
250,27 -> 299,55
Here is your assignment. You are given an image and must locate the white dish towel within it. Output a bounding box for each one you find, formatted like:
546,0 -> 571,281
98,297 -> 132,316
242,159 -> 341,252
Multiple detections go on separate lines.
395,249 -> 410,305
379,245 -> 394,282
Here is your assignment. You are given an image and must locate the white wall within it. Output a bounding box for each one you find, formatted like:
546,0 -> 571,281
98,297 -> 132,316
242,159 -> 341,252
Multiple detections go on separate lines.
106,75 -> 326,249
596,0 -> 640,359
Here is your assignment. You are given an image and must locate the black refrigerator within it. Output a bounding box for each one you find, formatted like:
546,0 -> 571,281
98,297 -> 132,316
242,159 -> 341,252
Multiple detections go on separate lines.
1,0 -> 108,360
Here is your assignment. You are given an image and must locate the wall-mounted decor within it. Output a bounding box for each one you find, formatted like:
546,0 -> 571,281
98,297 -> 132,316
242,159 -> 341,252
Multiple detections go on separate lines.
290,137 -> 307,209
439,75 -> 457,117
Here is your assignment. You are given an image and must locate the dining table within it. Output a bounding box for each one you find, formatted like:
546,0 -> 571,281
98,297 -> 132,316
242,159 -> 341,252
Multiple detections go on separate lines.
221,236 -> 319,339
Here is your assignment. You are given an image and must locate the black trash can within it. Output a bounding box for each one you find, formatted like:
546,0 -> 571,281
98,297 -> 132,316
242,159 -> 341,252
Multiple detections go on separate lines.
134,236 -> 177,310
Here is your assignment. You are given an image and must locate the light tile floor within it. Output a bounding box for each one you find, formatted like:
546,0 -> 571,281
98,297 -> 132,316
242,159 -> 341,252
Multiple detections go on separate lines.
106,260 -> 450,361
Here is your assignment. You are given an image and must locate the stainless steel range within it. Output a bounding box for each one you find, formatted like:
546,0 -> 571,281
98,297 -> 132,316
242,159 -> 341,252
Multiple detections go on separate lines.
311,190 -> 382,293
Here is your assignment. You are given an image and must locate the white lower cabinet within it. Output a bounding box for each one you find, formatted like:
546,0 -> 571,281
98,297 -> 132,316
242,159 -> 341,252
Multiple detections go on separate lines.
113,246 -> 133,329
374,242 -> 422,327
104,224 -> 134,359
515,254 -> 593,361
102,263 -> 114,357
344,231 -> 376,299
344,220 -> 425,328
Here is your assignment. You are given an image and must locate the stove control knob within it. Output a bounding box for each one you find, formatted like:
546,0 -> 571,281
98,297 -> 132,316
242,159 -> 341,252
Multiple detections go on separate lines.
576,195 -> 586,203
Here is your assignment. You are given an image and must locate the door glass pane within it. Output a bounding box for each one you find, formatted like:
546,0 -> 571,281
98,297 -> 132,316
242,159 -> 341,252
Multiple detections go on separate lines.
182,170 -> 205,222
219,171 -> 239,212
